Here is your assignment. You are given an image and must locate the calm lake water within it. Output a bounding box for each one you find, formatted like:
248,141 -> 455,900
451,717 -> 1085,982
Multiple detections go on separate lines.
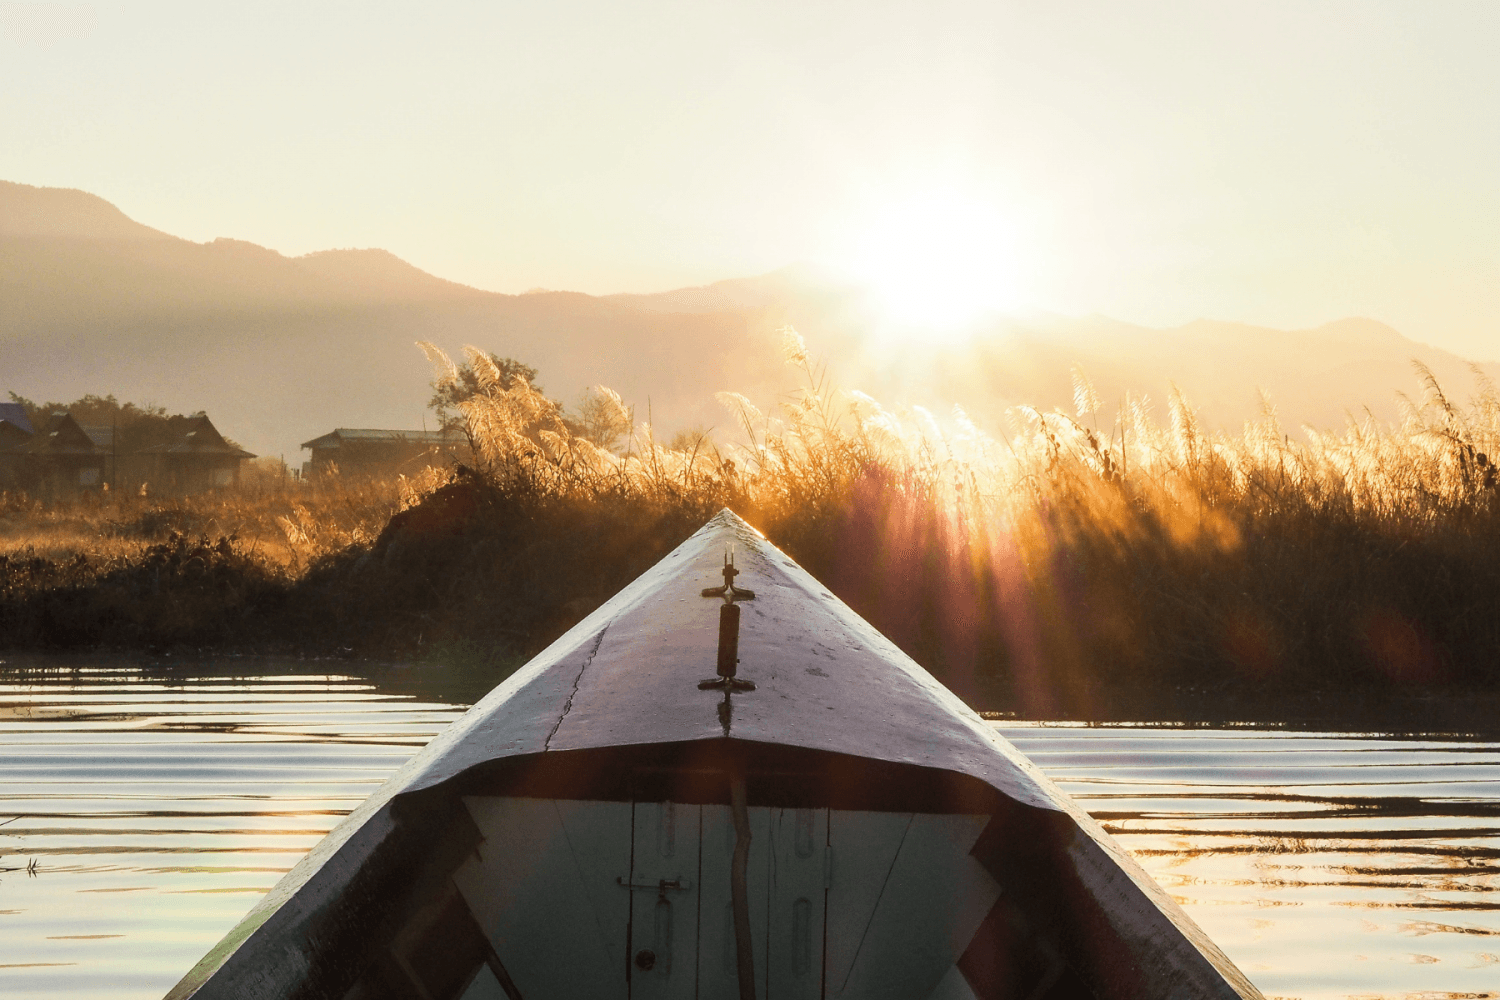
1,659 -> 1497,1000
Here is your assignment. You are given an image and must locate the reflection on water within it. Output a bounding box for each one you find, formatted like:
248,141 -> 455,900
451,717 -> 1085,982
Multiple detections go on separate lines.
0,660 -> 466,1000
0,661 -> 1496,1000
998,725 -> 1500,1000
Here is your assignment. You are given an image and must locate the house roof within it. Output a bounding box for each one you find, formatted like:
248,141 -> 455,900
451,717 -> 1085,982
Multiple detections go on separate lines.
24,412 -> 104,456
14,413 -> 253,459
0,402 -> 33,435
0,424 -> 31,451
134,415 -> 254,458
300,428 -> 466,450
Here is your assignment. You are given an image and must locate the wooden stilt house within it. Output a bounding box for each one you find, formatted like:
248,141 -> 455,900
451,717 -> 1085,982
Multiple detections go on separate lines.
0,407 -> 253,497
9,412 -> 109,497
123,413 -> 255,494
301,428 -> 468,478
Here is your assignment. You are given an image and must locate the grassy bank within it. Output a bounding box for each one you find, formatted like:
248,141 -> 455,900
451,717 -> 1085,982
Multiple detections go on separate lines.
3,342 -> 1498,726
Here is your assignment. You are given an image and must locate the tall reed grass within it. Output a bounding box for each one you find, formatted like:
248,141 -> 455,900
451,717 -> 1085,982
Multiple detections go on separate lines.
413,336 -> 1500,719
2,336 -> 1496,725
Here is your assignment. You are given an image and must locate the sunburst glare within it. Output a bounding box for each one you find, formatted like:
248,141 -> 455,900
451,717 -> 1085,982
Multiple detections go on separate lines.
846,190 -> 1021,335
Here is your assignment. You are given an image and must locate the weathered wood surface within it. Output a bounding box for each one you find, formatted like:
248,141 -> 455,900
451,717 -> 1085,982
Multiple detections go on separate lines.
168,508 -> 1263,999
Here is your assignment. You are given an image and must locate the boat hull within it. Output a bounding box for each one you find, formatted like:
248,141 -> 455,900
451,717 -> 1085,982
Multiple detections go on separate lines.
168,510 -> 1262,999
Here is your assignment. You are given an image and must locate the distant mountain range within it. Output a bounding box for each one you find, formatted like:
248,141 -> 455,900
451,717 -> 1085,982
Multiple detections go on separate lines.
3,179 -> 1495,461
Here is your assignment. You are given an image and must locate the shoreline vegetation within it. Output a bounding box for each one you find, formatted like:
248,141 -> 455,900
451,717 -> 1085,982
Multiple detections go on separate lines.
3,334 -> 1499,730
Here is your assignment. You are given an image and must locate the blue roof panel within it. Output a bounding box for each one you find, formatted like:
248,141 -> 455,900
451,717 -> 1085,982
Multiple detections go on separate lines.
0,402 -> 34,435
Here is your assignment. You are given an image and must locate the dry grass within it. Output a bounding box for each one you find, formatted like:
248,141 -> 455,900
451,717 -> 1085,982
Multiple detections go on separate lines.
0,464 -> 404,654
408,336 -> 1500,719
0,462 -> 399,567
2,337 -> 1497,724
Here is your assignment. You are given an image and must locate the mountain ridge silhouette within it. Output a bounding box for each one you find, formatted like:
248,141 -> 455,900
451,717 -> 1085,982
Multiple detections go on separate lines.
2,179 -> 1493,460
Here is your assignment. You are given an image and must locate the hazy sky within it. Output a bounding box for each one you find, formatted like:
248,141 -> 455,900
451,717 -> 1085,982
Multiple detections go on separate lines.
3,1 -> 1498,357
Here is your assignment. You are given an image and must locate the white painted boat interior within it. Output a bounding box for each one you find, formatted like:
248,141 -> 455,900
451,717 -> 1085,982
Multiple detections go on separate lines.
452,796 -> 1000,1000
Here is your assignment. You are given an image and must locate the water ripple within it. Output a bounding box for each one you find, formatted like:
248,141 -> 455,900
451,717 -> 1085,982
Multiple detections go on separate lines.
0,666 -> 1496,999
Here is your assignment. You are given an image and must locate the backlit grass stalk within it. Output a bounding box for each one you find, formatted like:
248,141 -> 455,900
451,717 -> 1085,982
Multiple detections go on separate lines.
2,334 -> 1497,723
423,330 -> 1499,714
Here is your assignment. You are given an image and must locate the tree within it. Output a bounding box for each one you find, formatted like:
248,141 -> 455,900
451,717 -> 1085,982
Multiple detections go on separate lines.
576,385 -> 634,452
9,392 -> 166,429
426,353 -> 543,432
666,426 -> 713,454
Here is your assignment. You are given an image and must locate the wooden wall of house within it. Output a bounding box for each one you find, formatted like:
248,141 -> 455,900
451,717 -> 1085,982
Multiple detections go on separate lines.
20,456 -> 109,500
0,453 -> 31,490
307,442 -> 467,477
116,454 -> 244,496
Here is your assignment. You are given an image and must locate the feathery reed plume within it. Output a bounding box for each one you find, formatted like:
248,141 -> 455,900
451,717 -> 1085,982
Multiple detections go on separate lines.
5,345 -> 1500,726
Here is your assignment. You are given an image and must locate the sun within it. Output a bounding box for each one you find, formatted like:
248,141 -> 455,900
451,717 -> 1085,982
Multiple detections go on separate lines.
844,190 -> 1021,334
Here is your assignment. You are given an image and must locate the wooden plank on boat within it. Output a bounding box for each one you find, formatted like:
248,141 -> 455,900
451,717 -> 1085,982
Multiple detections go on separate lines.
698,804 -> 771,1000
629,800 -> 702,999
765,806 -> 829,1000
453,796 -> 630,998
830,813 -> 999,1000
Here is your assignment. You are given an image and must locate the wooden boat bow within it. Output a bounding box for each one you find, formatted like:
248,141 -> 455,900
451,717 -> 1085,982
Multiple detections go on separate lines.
168,508 -> 1263,1000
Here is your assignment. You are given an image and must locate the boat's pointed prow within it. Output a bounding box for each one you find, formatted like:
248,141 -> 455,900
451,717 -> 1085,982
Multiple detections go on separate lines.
170,508 -> 1264,1000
